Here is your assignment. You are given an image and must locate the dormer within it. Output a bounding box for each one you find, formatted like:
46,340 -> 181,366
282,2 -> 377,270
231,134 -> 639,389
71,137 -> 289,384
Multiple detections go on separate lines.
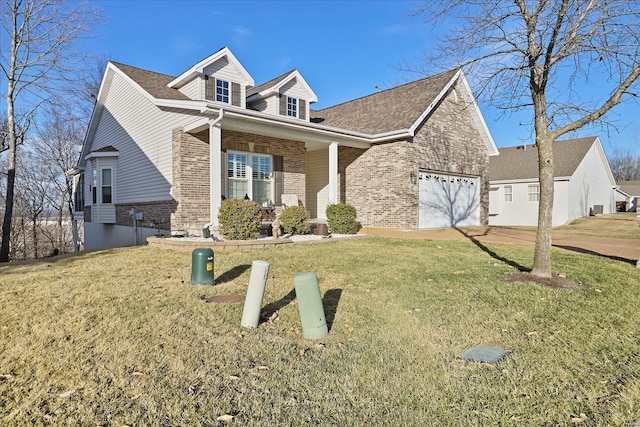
246,70 -> 318,121
167,47 -> 254,108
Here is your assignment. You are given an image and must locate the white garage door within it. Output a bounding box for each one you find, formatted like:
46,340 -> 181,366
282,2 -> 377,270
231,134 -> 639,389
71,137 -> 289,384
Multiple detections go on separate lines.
418,172 -> 480,229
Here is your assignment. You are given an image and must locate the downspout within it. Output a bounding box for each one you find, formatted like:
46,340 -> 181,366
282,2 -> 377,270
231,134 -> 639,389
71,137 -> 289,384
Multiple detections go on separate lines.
203,109 -> 224,234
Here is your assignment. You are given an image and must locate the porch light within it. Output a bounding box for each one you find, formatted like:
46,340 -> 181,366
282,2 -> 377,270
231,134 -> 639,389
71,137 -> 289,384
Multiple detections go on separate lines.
410,171 -> 417,184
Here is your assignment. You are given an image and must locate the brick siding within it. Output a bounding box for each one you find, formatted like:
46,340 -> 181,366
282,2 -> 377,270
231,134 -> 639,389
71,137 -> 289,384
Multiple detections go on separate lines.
115,200 -> 178,231
171,128 -> 306,235
344,85 -> 490,229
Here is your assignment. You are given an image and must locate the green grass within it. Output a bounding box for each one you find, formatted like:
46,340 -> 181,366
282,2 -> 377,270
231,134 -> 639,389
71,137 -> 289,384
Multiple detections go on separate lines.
1,237 -> 639,426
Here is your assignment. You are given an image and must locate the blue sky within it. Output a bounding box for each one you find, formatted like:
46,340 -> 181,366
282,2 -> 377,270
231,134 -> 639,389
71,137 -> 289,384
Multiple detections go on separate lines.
87,0 -> 639,157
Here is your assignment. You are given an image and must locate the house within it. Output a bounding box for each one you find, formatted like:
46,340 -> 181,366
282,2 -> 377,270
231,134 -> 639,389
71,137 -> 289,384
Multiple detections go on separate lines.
488,137 -> 616,227
72,47 -> 499,249
615,180 -> 640,212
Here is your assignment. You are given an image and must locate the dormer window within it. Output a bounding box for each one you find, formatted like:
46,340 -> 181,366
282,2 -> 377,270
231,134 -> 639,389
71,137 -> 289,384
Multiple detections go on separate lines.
216,79 -> 230,103
287,96 -> 297,117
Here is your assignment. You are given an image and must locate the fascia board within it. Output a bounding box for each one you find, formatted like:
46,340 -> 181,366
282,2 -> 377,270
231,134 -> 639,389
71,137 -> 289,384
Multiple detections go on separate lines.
168,47 -> 254,88
273,70 -> 319,103
490,176 -> 571,184
458,71 -> 499,156
78,63 -> 118,168
408,69 -> 461,135
411,69 -> 499,156
219,107 -> 410,145
85,150 -> 120,161
593,137 -> 617,186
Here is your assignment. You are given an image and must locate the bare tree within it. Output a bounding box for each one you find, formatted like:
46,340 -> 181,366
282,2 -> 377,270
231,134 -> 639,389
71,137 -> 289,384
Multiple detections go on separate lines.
609,149 -> 640,181
0,0 -> 98,262
414,0 -> 640,277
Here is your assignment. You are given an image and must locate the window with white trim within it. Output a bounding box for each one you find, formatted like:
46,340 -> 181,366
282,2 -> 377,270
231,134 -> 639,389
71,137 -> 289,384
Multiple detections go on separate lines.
227,152 -> 273,206
101,168 -> 113,204
216,79 -> 229,103
528,184 -> 539,202
504,185 -> 513,202
287,96 -> 297,117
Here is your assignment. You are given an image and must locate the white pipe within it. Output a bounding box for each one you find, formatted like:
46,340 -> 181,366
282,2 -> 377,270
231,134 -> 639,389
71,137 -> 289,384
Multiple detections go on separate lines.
241,260 -> 270,328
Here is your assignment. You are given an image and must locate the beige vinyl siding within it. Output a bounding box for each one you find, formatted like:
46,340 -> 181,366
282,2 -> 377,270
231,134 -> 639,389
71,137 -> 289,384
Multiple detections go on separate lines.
92,72 -> 196,203
306,149 -> 329,219
203,59 -> 246,107
280,79 -> 310,119
177,77 -> 201,100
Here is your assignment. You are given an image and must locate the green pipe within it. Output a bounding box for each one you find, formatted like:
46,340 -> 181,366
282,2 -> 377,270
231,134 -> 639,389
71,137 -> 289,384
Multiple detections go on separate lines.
294,272 -> 328,339
241,260 -> 270,328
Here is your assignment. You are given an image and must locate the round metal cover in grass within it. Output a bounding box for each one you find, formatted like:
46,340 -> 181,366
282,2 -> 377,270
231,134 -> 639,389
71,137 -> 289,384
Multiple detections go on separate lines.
204,294 -> 244,304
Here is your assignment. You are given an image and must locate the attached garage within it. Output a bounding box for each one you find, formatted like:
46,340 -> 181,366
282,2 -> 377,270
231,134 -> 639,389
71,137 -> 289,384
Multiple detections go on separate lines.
418,171 -> 480,229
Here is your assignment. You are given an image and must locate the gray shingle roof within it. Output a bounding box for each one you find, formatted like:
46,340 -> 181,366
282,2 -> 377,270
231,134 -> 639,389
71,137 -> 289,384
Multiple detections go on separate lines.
489,137 -> 598,181
247,69 -> 297,97
111,62 -> 191,101
310,68 -> 460,134
618,180 -> 640,196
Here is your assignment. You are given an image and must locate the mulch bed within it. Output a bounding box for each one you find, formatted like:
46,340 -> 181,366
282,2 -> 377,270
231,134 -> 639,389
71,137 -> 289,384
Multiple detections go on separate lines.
503,272 -> 583,290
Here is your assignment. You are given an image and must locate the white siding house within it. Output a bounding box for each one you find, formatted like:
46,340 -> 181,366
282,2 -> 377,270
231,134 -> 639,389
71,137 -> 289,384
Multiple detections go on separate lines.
488,137 -> 616,227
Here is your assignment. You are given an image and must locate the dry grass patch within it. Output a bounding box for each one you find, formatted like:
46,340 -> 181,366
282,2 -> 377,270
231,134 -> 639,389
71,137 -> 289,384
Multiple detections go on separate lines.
554,212 -> 640,239
1,238 -> 640,425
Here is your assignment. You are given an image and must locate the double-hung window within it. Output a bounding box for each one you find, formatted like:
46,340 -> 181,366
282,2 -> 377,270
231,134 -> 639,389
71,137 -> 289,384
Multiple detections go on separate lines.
287,96 -> 297,117
101,168 -> 113,204
528,184 -> 539,202
504,185 -> 513,202
216,79 -> 229,103
227,152 -> 273,206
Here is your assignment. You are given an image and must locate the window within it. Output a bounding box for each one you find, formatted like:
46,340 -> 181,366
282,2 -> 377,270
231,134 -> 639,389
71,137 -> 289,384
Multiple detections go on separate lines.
504,185 -> 513,202
227,152 -> 248,199
287,96 -> 297,117
252,155 -> 272,206
227,152 -> 273,206
101,168 -> 112,204
528,184 -> 539,202
92,169 -> 97,204
216,79 -> 229,103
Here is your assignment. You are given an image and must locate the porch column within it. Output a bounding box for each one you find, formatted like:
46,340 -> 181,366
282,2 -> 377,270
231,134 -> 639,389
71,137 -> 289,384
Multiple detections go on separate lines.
328,142 -> 339,204
210,121 -> 222,227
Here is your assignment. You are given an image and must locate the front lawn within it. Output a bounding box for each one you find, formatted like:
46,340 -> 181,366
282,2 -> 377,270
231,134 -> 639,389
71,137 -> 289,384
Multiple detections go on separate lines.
1,237 -> 639,425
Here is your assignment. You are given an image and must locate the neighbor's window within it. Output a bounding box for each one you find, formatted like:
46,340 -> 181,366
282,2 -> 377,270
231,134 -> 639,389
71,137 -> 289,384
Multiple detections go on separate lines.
287,96 -> 297,117
504,185 -> 513,202
216,79 -> 229,103
227,152 -> 272,205
528,184 -> 539,202
101,168 -> 112,204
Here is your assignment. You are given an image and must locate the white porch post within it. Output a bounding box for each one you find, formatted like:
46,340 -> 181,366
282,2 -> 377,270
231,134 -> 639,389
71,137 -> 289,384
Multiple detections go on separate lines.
210,121 -> 222,227
329,142 -> 338,205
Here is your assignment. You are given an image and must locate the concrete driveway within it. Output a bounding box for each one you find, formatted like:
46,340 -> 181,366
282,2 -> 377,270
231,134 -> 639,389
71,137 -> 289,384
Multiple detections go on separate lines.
360,226 -> 640,266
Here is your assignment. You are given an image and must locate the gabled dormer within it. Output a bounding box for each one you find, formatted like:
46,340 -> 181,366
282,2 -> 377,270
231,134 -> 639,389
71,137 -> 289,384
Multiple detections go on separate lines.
167,47 -> 254,108
246,70 -> 318,121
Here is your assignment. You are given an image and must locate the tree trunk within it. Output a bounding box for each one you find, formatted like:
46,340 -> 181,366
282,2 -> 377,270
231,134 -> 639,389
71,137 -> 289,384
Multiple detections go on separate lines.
531,135 -> 554,277
1,167 -> 16,262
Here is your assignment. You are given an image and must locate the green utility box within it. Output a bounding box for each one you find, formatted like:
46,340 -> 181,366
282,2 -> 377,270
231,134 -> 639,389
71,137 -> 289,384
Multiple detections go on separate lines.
191,248 -> 214,285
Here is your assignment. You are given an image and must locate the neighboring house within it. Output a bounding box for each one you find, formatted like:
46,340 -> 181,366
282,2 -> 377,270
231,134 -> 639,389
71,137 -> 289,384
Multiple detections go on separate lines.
488,137 -> 616,227
72,47 -> 499,249
615,180 -> 640,212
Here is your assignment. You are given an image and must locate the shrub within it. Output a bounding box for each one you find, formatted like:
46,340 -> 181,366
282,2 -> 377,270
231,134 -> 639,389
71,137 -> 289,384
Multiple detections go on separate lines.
326,203 -> 358,234
279,206 -> 311,235
218,198 -> 262,240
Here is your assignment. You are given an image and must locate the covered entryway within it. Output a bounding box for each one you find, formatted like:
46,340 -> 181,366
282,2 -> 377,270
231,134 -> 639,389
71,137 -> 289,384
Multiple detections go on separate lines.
418,171 -> 480,228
